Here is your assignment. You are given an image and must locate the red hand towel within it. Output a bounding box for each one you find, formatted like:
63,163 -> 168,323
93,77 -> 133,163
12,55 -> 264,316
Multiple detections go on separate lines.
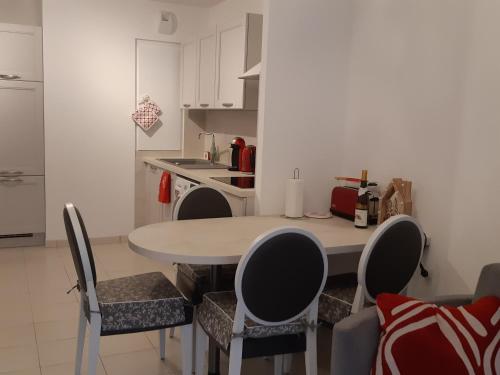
158,171 -> 171,204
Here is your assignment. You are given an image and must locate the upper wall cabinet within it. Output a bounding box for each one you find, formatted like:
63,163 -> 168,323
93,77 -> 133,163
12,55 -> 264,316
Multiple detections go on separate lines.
216,19 -> 246,109
0,23 -> 43,82
197,31 -> 217,108
180,13 -> 263,110
181,40 -> 197,109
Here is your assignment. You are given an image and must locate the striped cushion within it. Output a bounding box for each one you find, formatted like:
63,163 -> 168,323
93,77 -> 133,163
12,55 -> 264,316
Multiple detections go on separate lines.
372,293 -> 500,375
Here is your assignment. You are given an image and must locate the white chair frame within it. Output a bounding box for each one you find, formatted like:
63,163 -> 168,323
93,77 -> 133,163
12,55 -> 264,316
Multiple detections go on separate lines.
65,203 -> 193,375
170,185 -> 233,368
328,214 -> 424,375
195,226 -> 328,375
172,184 -> 232,221
351,214 -> 425,314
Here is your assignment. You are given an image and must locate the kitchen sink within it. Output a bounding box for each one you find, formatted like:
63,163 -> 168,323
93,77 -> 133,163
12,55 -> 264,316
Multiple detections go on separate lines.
157,158 -> 228,169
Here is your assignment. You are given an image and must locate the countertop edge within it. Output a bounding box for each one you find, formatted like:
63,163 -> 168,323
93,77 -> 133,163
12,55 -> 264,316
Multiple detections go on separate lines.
142,157 -> 255,198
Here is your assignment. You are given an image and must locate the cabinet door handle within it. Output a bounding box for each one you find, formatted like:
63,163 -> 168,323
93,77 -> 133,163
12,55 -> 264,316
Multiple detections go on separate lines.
200,104 -> 209,108
0,74 -> 21,80
222,103 -> 234,108
0,178 -> 23,183
0,170 -> 23,176
183,104 -> 191,108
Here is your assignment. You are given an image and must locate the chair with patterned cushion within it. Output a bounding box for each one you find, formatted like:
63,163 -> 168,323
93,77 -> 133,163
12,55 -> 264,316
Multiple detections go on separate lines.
319,214 -> 425,375
195,227 -> 328,375
63,203 -> 194,375
171,185 -> 236,343
318,273 -> 358,326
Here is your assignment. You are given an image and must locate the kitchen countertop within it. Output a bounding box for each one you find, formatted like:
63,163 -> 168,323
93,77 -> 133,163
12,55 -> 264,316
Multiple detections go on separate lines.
143,157 -> 255,198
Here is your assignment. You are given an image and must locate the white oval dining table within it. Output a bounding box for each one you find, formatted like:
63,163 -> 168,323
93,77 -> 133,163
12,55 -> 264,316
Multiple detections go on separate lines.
128,215 -> 375,375
128,215 -> 375,265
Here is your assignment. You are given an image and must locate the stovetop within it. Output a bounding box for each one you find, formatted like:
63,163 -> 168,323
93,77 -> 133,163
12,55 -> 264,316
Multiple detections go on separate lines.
210,176 -> 255,189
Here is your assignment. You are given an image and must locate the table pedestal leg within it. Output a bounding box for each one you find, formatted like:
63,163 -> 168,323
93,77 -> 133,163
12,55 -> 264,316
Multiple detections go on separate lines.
208,265 -> 221,375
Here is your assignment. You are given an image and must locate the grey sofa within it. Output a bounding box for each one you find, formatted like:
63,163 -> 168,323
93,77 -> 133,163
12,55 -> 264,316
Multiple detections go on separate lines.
331,263 -> 500,375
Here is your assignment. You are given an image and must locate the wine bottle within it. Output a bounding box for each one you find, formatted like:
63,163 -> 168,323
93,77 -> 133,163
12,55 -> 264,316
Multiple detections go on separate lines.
355,170 -> 369,228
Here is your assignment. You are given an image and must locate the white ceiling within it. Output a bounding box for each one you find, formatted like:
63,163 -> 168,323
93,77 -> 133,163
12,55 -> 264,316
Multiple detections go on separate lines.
152,0 -> 224,7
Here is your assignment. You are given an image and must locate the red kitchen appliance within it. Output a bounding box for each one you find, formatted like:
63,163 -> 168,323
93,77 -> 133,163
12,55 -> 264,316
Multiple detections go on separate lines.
240,145 -> 256,173
229,137 -> 246,171
330,186 -> 358,220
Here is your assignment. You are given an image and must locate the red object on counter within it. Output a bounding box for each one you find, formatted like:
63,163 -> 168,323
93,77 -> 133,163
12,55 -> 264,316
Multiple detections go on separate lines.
240,145 -> 256,173
158,171 -> 171,204
330,186 -> 358,220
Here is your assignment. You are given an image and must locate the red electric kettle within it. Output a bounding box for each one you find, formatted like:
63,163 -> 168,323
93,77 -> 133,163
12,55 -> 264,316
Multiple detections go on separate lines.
241,145 -> 256,173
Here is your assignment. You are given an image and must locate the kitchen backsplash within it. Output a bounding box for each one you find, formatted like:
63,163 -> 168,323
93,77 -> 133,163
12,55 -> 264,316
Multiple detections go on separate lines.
197,110 -> 258,165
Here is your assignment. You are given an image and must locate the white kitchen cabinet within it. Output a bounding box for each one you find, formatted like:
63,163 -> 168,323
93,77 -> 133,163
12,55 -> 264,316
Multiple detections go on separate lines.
0,80 -> 44,175
179,14 -> 262,110
215,20 -> 245,109
225,193 -> 254,217
215,14 -> 263,110
0,176 -> 45,236
0,23 -> 43,82
197,32 -> 217,108
180,40 -> 197,109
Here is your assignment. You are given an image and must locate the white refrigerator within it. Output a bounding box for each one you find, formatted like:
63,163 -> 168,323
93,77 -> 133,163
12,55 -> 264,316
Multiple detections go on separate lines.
0,23 -> 45,247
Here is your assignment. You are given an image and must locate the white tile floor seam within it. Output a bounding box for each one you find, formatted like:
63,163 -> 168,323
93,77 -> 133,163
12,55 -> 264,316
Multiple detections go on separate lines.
0,243 -> 333,374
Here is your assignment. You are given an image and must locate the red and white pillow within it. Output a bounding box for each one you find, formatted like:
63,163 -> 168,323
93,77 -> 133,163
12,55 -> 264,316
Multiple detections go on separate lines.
372,293 -> 500,375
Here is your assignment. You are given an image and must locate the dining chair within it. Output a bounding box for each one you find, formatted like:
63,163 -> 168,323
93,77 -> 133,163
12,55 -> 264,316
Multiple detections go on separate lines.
317,214 -> 424,375
195,227 -> 328,375
63,203 -> 194,375
172,185 -> 236,325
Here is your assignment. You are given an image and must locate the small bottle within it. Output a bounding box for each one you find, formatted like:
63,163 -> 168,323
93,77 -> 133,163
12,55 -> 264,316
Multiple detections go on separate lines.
355,170 -> 369,228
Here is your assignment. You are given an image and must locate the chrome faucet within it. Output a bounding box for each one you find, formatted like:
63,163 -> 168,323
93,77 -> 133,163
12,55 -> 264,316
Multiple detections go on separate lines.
198,132 -> 217,164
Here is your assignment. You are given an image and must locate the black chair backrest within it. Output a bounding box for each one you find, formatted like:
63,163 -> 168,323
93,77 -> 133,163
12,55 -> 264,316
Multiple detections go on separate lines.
175,186 -> 232,220
361,215 -> 423,301
236,228 -> 327,324
63,203 -> 97,291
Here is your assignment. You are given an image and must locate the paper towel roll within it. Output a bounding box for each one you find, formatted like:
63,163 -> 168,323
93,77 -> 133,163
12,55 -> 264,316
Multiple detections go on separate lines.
285,178 -> 304,218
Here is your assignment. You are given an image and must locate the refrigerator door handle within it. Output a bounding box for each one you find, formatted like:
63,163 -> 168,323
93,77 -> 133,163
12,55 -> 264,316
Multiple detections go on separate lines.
0,74 -> 21,80
0,170 -> 24,176
0,178 -> 23,183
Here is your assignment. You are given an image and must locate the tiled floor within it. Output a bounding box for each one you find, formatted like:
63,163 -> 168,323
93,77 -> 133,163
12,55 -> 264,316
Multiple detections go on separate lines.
0,243 -> 333,375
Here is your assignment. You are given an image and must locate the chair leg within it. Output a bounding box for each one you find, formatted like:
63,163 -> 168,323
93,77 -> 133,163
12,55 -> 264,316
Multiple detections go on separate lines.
351,286 -> 364,315
75,304 -> 86,375
191,306 -> 197,371
274,355 -> 284,375
169,327 -> 175,338
329,329 -> 335,375
181,324 -> 193,375
159,329 -> 166,360
305,328 -> 318,375
195,321 -> 209,375
88,316 -> 101,375
228,337 -> 243,375
283,354 -> 293,374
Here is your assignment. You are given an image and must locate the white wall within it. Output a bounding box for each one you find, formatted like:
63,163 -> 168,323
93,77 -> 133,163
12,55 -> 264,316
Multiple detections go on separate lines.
43,0 -> 205,240
338,0 -> 500,296
207,0 -> 263,26
0,0 -> 42,26
255,0 -> 353,214
257,0 -> 500,296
